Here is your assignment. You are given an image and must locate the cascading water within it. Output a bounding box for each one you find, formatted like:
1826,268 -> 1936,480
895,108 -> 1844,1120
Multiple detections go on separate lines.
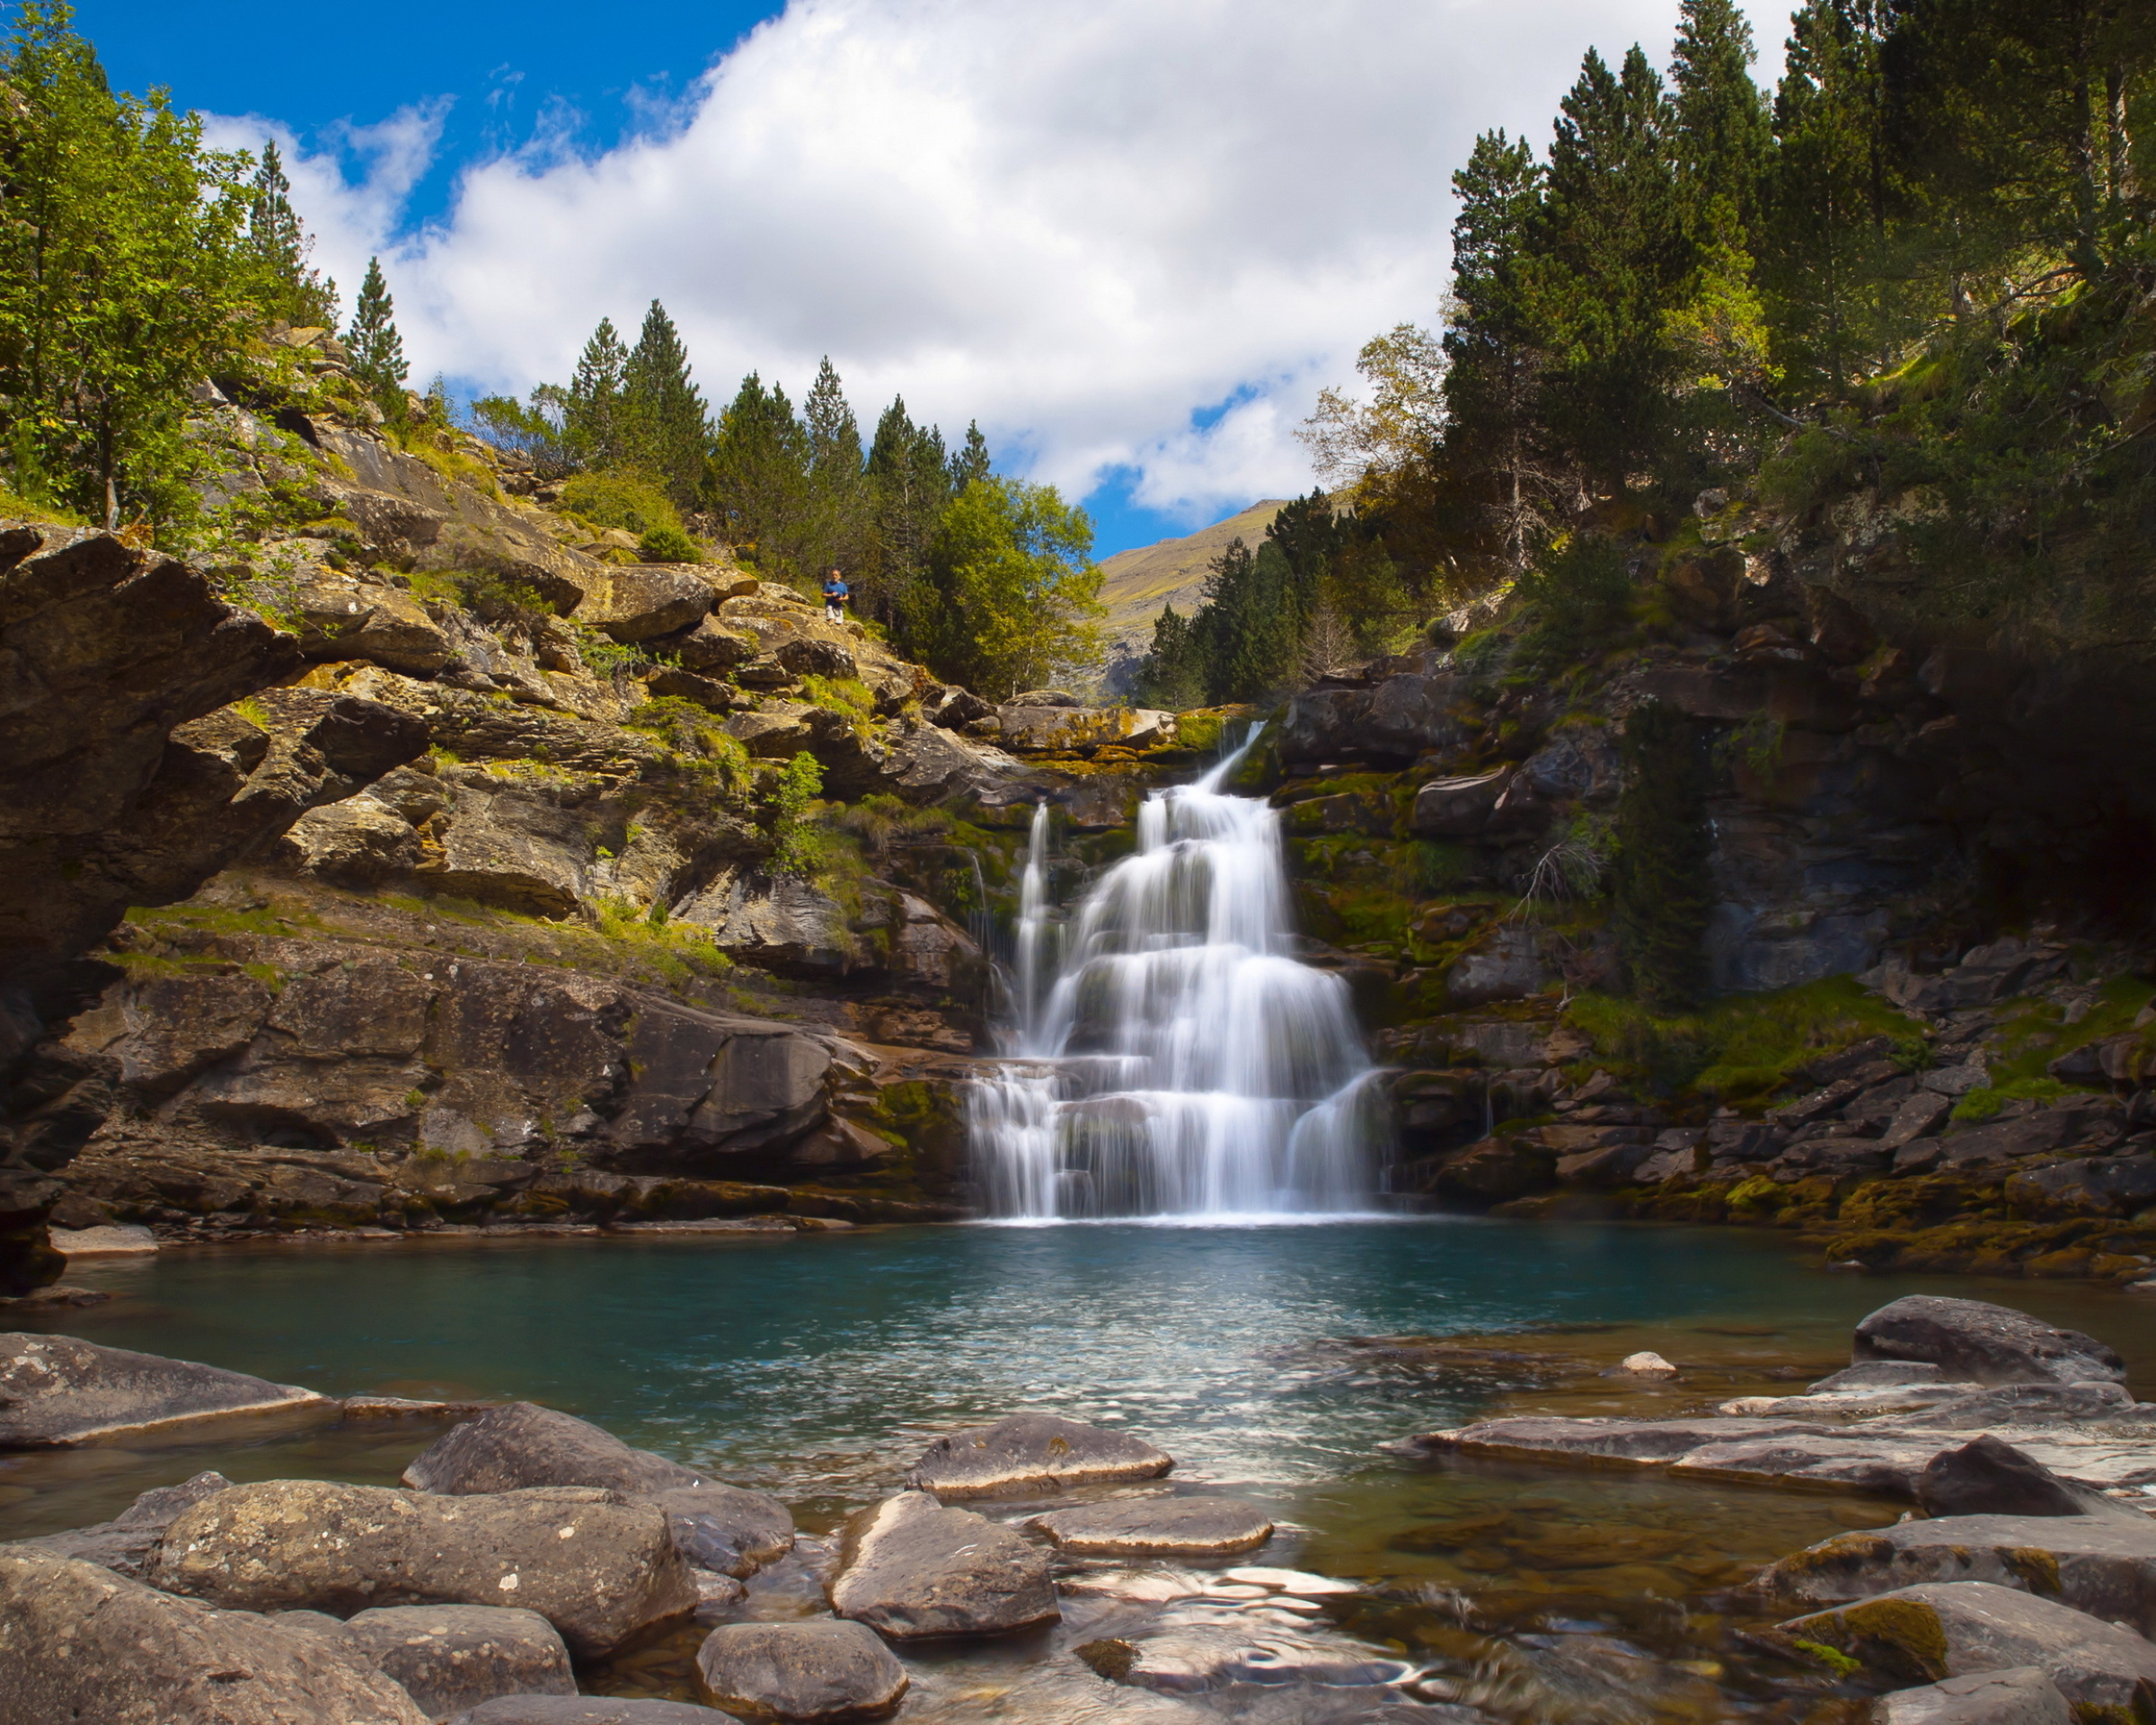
969,726 -> 1385,1220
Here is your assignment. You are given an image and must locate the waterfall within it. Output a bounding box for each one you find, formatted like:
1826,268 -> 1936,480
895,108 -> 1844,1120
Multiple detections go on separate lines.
969,726 -> 1385,1221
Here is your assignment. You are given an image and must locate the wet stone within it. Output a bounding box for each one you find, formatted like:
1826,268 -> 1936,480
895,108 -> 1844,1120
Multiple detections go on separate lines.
1031,1495 -> 1275,1557
1875,1668 -> 2072,1725
446,1702 -> 728,1724
827,1491 -> 1057,1639
1853,1295 -> 2125,1386
906,1412 -> 1171,1498
694,1620 -> 908,1722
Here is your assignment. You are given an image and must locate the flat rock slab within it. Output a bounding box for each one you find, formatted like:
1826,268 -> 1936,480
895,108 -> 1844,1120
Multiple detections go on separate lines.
1764,1511 -> 2156,1633
1412,1415 -> 2156,1499
1780,1581 -> 2156,1714
1855,1296 -> 2125,1386
0,1331 -> 323,1446
828,1490 -> 1057,1639
145,1479 -> 695,1658
696,1620 -> 907,1722
0,1546 -> 427,1725
906,1413 -> 1171,1498
49,1223 -> 157,1256
329,1605 -> 575,1721
448,1703 -> 727,1724
22,1468 -> 231,1578
1031,1497 -> 1275,1557
1876,1668 -> 2072,1725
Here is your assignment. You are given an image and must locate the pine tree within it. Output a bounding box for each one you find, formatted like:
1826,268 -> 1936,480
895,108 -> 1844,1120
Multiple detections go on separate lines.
1523,46 -> 1692,491
1669,0 -> 1773,234
798,357 -> 870,592
707,371 -> 810,578
1612,702 -> 1713,1013
244,140 -> 336,326
344,257 -> 409,415
620,299 -> 708,508
950,420 -> 992,491
866,394 -> 953,635
1133,602 -> 1206,710
565,316 -> 627,466
1440,129 -> 1556,571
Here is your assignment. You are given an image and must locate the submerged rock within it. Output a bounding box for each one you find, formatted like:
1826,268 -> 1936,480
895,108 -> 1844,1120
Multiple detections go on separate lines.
694,1620 -> 908,1722
1779,1581 -> 2156,1714
0,1545 -> 426,1725
22,1467 -> 232,1577
0,1331 -> 323,1446
827,1491 -> 1057,1639
1875,1668 -> 2072,1725
1853,1296 -> 2125,1386
1030,1496 -> 1275,1557
145,1479 -> 695,1658
906,1413 -> 1172,1497
1074,1616 -> 1415,1694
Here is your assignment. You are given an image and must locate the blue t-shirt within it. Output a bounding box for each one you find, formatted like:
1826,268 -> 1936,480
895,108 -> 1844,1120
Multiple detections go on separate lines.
824,579 -> 848,601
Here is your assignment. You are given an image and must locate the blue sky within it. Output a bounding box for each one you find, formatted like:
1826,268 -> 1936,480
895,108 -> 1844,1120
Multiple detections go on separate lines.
69,0 -> 1790,561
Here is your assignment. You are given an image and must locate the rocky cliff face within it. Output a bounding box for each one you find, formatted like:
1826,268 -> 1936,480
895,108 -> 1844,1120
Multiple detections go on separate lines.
5,392 -> 1218,1271
1259,488 -> 2156,1285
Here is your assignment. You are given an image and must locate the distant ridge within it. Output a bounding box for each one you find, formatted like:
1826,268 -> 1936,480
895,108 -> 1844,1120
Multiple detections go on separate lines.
1096,499 -> 1288,650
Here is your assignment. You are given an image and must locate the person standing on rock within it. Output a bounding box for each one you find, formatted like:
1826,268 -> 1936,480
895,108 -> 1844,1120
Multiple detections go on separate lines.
822,567 -> 850,624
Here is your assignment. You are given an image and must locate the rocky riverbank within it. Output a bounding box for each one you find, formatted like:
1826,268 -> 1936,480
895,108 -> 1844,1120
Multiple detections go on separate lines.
4,1289 -> 2155,1722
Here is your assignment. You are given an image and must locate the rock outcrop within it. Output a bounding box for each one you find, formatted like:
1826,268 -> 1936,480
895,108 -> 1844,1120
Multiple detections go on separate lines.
906,1413 -> 1173,1497
0,1331 -> 322,1446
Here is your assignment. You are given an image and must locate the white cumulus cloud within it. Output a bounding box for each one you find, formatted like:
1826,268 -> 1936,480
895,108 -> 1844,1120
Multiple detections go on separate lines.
208,0 -> 1793,530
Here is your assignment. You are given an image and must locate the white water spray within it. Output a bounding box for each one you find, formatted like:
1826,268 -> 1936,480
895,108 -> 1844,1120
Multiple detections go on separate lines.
970,727 -> 1385,1220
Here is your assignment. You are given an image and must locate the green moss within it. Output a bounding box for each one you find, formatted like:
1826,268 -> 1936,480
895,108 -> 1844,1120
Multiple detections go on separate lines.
1789,1640 -> 1861,1677
559,470 -> 684,538
1567,975 -> 1923,1106
0,487 -> 89,526
1951,1076 -> 2078,1122
1832,1597 -> 1949,1681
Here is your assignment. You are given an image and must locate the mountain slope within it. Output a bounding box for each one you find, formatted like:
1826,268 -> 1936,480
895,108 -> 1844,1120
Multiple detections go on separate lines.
1098,499 -> 1287,649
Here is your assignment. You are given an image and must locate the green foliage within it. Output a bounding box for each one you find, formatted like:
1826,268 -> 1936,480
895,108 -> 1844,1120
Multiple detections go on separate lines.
768,751 -> 828,875
1611,701 -> 1713,1013
470,393 -> 572,476
244,139 -> 337,327
0,4 -> 258,526
637,524 -> 701,563
559,470 -> 685,539
563,317 -> 628,466
345,258 -> 408,417
618,300 -> 707,509
1512,534 -> 1633,665
906,475 -> 1104,700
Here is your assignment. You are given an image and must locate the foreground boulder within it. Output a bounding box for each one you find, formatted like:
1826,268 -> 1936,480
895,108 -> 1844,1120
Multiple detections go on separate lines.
906,1414 -> 1171,1498
404,1402 -> 794,1576
448,1703 -> 726,1724
22,1468 -> 231,1577
146,1479 -> 695,1658
827,1491 -> 1056,1639
1030,1497 -> 1275,1557
1874,1668 -> 2072,1725
695,1620 -> 908,1721
0,1546 -> 426,1725
1780,1581 -> 2156,1714
1853,1296 -> 2125,1385
0,1332 -> 323,1446
282,1604 -> 575,1721
1763,1507 -> 2156,1632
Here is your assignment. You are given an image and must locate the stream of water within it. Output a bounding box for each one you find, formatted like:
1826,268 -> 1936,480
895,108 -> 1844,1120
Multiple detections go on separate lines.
969,729 -> 1385,1220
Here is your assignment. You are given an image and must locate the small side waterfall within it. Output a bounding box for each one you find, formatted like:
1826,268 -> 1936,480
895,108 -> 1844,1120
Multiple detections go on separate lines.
969,727 -> 1385,1221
